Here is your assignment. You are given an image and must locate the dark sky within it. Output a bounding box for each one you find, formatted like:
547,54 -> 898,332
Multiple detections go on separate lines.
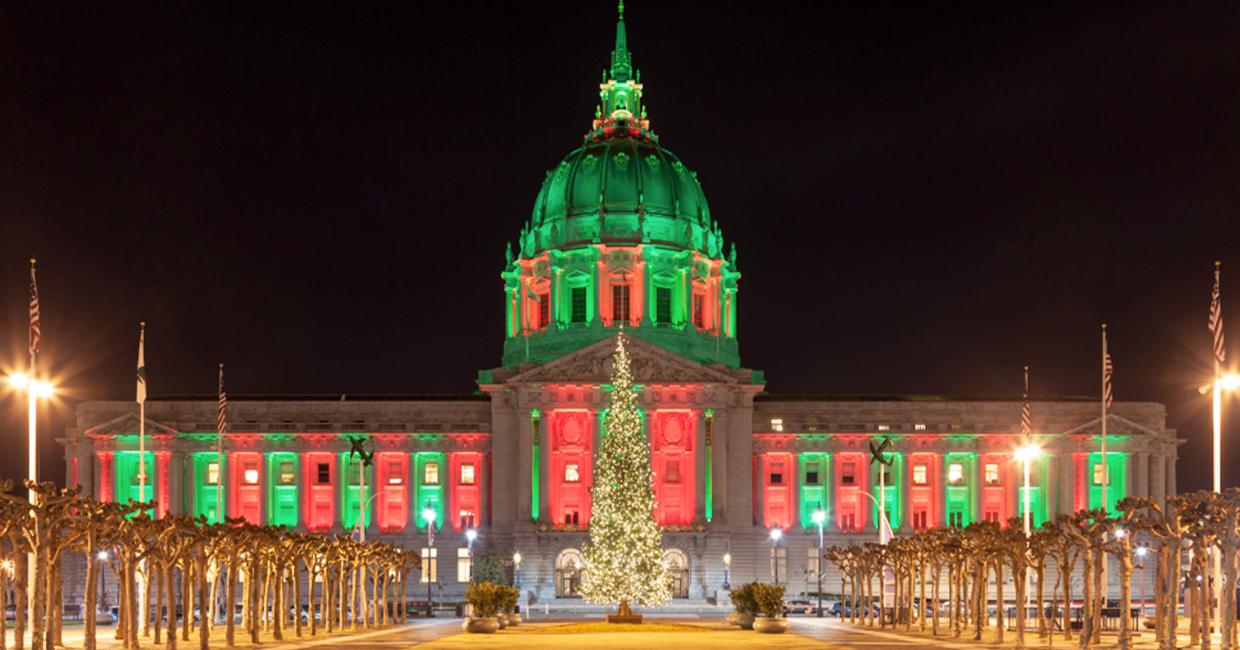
1,2 -> 1239,492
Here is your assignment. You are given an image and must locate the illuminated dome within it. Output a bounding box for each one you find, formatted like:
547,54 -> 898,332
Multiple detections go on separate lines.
499,3 -> 740,369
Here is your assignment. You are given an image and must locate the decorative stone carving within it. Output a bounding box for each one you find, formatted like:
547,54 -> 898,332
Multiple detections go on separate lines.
507,336 -> 738,385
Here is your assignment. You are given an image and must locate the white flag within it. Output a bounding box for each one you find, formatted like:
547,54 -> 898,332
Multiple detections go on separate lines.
136,323 -> 146,404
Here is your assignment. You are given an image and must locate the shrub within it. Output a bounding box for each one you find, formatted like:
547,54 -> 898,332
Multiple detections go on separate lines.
501,585 -> 520,614
731,582 -> 759,615
471,554 -> 506,585
753,583 -> 786,618
465,582 -> 507,618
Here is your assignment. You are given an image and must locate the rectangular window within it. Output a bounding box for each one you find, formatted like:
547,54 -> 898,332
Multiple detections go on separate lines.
912,464 -> 928,486
316,462 -> 330,485
420,548 -> 437,583
948,511 -> 964,527
132,461 -> 150,486
460,463 -> 476,485
537,292 -> 550,328
612,284 -> 630,322
206,462 -> 220,486
984,463 -> 1000,486
346,460 -> 362,484
664,460 -> 680,483
424,462 -> 440,486
806,547 -> 820,581
984,511 -> 1000,524
243,463 -> 259,485
386,461 -> 403,485
912,510 -> 928,529
278,461 -> 295,485
459,509 -> 475,529
842,511 -> 857,531
769,546 -> 787,583
655,286 -> 672,323
805,461 -> 820,485
948,462 -> 964,485
571,286 -> 587,323
770,418 -> 784,432
841,462 -> 856,485
1093,463 -> 1109,485
770,470 -> 783,485
692,292 -> 704,328
564,463 -> 580,483
457,548 -> 471,583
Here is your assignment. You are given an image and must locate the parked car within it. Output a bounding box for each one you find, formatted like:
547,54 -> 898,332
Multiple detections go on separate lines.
784,599 -> 816,615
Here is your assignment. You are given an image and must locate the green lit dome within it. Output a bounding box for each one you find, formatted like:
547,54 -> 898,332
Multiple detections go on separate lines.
528,138 -> 711,252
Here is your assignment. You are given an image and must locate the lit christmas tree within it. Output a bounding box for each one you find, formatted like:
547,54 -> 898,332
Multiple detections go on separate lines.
581,333 -> 671,617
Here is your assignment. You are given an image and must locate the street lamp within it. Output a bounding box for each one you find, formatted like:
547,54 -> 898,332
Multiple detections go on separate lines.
422,506 -> 437,618
512,551 -> 522,590
812,505 -> 827,617
1200,371 -> 1240,635
769,528 -> 783,584
722,551 -> 732,591
1014,444 -> 1042,537
1135,545 -> 1148,625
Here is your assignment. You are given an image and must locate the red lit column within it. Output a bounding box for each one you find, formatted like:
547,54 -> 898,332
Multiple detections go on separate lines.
302,452 -> 336,532
155,451 -> 171,518
449,451 -> 483,531
650,410 -> 696,526
98,452 -> 115,503
760,452 -> 793,529
548,410 -> 593,527
229,452 -> 263,524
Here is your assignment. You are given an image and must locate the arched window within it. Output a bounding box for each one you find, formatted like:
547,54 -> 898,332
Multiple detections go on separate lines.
664,549 -> 689,599
555,549 -> 586,598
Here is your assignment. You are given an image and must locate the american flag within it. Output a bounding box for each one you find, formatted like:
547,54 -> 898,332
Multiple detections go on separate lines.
217,363 -> 228,436
1020,366 -> 1032,436
1210,262 -> 1225,365
1103,348 -> 1114,410
29,259 -> 40,359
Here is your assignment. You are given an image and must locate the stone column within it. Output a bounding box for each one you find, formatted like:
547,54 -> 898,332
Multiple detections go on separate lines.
693,411 -> 707,523
1166,453 -> 1177,498
753,451 -> 765,528
75,446 -> 94,497
539,411 -> 551,522
1151,450 -> 1167,506
937,453 -> 948,527
1058,452 -> 1075,515
1135,452 -> 1150,498
712,408 -> 728,525
1046,454 -> 1059,520
168,451 -> 185,515
898,453 -> 910,531
724,397 -> 756,529
490,395 -> 520,533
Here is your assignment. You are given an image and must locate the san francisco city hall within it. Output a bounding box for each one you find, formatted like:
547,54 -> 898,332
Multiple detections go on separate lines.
61,9 -> 1178,608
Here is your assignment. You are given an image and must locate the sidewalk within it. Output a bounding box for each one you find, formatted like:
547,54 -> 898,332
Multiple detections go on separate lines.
4,622 -> 412,650
817,618 -> 1191,649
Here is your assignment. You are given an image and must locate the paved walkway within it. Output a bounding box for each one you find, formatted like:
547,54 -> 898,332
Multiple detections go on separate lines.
3,620 -> 462,650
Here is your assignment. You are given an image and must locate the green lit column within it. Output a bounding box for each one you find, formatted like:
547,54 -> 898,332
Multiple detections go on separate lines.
530,410 -> 541,522
703,411 -> 714,522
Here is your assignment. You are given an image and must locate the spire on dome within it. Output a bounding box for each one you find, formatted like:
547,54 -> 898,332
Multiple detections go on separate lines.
610,0 -> 633,81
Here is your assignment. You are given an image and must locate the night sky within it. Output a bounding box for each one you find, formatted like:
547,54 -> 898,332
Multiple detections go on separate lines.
2,2 -> 1238,492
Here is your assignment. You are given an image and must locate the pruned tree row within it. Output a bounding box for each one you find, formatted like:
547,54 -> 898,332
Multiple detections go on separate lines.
825,489 -> 1240,650
0,480 -> 419,650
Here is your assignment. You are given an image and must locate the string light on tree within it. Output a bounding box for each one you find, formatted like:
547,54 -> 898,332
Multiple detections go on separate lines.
581,332 -> 671,618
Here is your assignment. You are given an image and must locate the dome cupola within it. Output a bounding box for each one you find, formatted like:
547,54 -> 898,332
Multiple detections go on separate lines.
500,3 -> 741,369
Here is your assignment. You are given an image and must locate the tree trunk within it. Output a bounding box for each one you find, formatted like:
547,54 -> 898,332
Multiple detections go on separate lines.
247,563 -> 259,644
1061,557 -> 1073,641
1223,543 -> 1238,650
224,560 -> 236,647
1035,561 -> 1046,638
293,562 -> 303,638
153,566 -> 163,645
1014,559 -> 1026,650
31,545 -> 46,650
272,567 -> 283,641
932,563 -> 940,635
994,560 -> 1005,644
1118,547 -> 1133,650
972,560 -> 985,641
163,563 -> 175,650
196,553 -> 209,650
142,563 -> 153,641
181,560 -> 191,642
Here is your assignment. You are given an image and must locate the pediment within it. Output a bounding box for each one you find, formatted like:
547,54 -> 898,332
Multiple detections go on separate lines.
84,412 -> 179,437
505,335 -> 740,385
1060,414 -> 1160,438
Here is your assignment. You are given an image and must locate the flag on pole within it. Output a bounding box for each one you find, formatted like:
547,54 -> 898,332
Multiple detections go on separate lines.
878,509 -> 894,545
136,323 -> 147,404
217,364 -> 228,435
29,258 -> 40,359
1020,365 -> 1032,436
1210,261 -> 1226,365
1103,335 -> 1114,410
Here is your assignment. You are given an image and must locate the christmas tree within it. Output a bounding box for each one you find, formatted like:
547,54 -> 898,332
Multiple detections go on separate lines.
581,333 -> 671,613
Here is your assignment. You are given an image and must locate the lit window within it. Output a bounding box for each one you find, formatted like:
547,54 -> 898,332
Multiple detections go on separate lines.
457,548 -> 472,583
1093,463 -> 1109,485
984,463 -> 1000,486
842,511 -> 857,531
655,286 -> 672,323
769,546 -> 787,583
278,461 -> 295,485
206,462 -> 220,486
564,463 -> 580,483
770,418 -> 784,432
912,464 -> 928,486
914,423 -> 927,431
459,509 -> 475,529
460,463 -> 476,485
692,292 -> 704,328
612,284 -> 630,322
316,462 -> 331,484
770,468 -> 783,485
805,461 -> 820,485
571,286 -> 587,324
984,511 -> 1000,524
948,463 -> 964,485
806,547 -> 820,581
948,511 -> 964,527
243,464 -> 259,485
841,462 -> 856,485
420,548 -> 437,583
537,292 -> 550,328
387,462 -> 403,485
664,461 -> 680,483
912,510 -> 928,529
424,462 -> 440,485
877,425 -> 890,432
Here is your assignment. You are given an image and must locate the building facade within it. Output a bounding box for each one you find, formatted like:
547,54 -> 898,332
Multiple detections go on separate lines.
63,7 -> 1177,606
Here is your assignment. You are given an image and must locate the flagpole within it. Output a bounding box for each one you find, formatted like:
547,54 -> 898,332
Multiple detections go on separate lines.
218,363 -> 225,524
26,258 -> 38,634
1212,261 -> 1223,639
1100,324 -> 1108,513
138,322 -> 146,509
